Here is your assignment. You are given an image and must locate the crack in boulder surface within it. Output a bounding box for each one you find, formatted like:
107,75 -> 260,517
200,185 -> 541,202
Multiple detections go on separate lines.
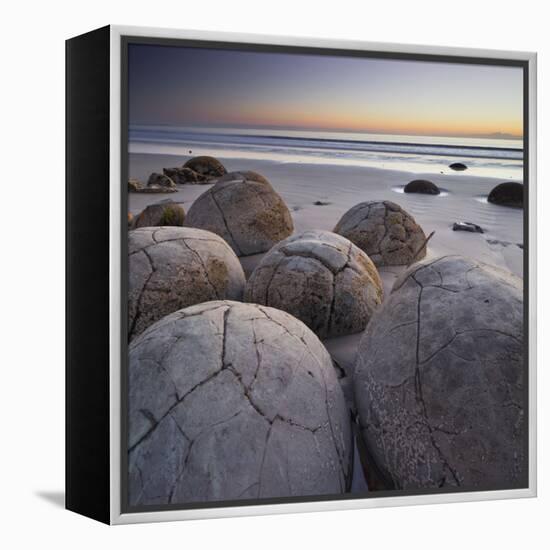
128,227 -> 245,340
185,172 -> 294,257
354,255 -> 525,490
245,230 -> 383,338
128,300 -> 352,506
334,200 -> 427,266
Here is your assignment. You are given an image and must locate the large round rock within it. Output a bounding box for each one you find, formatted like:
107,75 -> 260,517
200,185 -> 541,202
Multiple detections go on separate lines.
333,200 -> 427,266
183,156 -> 227,180
128,301 -> 352,506
134,200 -> 185,228
245,230 -> 383,338
128,227 -> 245,340
217,170 -> 270,185
488,182 -> 523,208
185,172 -> 294,256
354,256 -> 525,490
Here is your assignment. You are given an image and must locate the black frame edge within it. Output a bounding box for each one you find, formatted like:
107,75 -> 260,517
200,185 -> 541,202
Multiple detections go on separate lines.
66,24 -> 111,525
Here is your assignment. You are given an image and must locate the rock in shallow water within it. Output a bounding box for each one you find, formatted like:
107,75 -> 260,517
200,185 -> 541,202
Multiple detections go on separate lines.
185,172 -> 294,256
128,227 -> 245,340
245,230 -> 383,338
488,182 -> 523,208
333,200 -> 427,266
354,255 -> 525,490
128,301 -> 352,506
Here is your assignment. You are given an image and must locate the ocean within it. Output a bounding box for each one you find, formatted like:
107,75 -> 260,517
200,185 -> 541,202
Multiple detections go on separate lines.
129,125 -> 524,180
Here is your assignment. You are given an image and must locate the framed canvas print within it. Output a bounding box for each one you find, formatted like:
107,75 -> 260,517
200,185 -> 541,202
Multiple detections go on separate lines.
66,25 -> 537,525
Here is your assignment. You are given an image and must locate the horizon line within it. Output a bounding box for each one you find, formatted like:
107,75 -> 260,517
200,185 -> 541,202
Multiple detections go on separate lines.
129,122 -> 523,141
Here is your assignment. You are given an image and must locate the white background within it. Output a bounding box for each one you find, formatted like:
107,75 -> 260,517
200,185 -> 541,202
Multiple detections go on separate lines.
1,0 -> 547,547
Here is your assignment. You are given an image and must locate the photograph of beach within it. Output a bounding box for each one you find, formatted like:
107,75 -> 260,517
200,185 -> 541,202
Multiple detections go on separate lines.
126,43 -> 526,508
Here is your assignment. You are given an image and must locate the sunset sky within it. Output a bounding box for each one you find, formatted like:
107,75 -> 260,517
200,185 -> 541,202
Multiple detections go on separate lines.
128,44 -> 523,139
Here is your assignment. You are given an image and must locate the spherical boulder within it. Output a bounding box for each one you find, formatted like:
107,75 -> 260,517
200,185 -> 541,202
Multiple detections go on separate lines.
183,156 -> 227,180
245,230 -> 383,338
134,200 -> 186,229
354,256 -> 525,490
333,200 -> 427,266
128,300 -> 352,506
488,182 -> 523,208
217,170 -> 271,186
128,227 -> 245,340
449,162 -> 468,171
404,179 -> 440,195
185,173 -> 294,256
147,172 -> 176,190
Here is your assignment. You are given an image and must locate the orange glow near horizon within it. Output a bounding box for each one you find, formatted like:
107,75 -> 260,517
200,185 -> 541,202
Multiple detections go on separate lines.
193,102 -> 523,138
130,46 -> 524,139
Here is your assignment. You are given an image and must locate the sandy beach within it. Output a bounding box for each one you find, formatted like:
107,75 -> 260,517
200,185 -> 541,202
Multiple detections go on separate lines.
129,152 -> 524,493
129,151 -> 523,356
129,152 -> 524,281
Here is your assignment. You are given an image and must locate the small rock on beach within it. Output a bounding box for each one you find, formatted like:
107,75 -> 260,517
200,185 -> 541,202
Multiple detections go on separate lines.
404,179 -> 440,195
488,182 -> 523,208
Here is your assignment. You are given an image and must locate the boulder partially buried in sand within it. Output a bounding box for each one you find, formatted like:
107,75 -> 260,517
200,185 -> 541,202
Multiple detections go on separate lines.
128,300 -> 352,506
245,230 -> 383,338
354,255 -> 525,490
183,156 -> 227,180
185,172 -> 294,256
128,227 -> 245,340
488,182 -> 523,208
333,200 -> 427,266
133,200 -> 185,229
404,179 -> 440,195
449,162 -> 468,171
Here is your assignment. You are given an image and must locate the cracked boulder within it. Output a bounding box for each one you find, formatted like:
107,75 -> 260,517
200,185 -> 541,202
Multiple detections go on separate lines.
354,255 -> 525,490
134,200 -> 186,229
183,156 -> 227,180
334,200 -> 427,266
185,172 -> 294,256
128,300 -> 352,506
245,230 -> 383,338
217,170 -> 271,186
128,227 -> 245,340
